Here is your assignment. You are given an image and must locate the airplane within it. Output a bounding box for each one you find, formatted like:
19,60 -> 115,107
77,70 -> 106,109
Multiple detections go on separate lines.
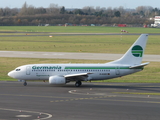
8,34 -> 149,87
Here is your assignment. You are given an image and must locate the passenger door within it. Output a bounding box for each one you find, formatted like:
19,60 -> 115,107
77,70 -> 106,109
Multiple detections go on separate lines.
26,66 -> 30,75
115,66 -> 120,75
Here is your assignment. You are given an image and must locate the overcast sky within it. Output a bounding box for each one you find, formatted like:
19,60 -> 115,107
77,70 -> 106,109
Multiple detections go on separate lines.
0,0 -> 159,9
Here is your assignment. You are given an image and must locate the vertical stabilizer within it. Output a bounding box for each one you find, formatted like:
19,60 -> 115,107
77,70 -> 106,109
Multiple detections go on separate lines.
109,34 -> 148,65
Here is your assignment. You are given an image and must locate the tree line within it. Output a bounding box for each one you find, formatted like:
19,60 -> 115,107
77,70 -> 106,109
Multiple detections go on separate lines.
0,2 -> 159,26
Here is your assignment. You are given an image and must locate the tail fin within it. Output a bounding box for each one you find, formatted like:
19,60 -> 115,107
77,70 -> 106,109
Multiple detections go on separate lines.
109,34 -> 148,66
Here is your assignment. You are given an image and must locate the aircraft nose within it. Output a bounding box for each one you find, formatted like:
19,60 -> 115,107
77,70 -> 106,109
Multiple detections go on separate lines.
8,71 -> 14,78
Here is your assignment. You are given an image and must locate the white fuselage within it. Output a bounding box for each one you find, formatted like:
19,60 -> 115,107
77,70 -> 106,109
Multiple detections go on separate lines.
8,63 -> 142,81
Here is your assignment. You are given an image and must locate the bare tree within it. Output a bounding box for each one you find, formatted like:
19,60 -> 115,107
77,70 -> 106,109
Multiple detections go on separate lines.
106,7 -> 114,17
0,8 -> 3,16
19,2 -> 28,15
82,6 -> 95,15
11,8 -> 19,16
118,6 -> 125,15
47,3 -> 60,14
136,6 -> 153,17
28,5 -> 36,15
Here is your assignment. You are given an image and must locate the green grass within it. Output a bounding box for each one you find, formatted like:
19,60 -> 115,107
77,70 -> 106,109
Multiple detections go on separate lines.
1,57 -> 160,83
0,26 -> 160,33
0,35 -> 159,54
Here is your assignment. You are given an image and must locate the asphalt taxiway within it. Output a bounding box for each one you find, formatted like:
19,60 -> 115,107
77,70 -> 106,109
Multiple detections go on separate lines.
1,81 -> 160,120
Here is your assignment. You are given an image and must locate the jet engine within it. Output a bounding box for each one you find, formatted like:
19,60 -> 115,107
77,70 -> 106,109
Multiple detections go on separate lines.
49,76 -> 66,85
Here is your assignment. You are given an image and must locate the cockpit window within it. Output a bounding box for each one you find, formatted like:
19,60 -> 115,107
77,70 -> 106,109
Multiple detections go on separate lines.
16,69 -> 21,71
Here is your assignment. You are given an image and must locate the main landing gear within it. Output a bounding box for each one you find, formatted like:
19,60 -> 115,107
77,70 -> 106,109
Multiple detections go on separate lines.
75,81 -> 82,87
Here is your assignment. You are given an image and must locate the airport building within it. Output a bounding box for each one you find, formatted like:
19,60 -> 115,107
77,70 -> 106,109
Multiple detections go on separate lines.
151,16 -> 160,27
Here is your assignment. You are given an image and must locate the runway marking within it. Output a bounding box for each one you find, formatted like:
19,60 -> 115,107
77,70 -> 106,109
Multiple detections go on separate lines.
94,82 -> 160,87
96,98 -> 160,104
0,93 -> 72,99
69,89 -> 109,95
16,115 -> 32,117
50,96 -> 115,103
0,108 -> 52,120
68,89 -> 160,99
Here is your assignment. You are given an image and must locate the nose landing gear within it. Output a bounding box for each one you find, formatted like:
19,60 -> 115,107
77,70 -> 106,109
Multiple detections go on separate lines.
23,81 -> 27,86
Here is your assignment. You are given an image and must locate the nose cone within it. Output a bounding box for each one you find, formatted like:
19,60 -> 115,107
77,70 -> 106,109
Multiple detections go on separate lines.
8,71 -> 15,78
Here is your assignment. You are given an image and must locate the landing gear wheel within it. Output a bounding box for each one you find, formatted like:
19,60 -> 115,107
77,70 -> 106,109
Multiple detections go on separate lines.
75,81 -> 82,87
23,81 -> 27,86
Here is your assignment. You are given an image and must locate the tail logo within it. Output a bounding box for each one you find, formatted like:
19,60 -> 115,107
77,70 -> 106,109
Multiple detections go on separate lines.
132,45 -> 143,57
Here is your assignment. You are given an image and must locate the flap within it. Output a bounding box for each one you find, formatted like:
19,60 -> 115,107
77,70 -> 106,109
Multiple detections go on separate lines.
64,73 -> 93,78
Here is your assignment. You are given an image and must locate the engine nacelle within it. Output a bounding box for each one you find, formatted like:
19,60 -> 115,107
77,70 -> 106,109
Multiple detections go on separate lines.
49,76 -> 66,85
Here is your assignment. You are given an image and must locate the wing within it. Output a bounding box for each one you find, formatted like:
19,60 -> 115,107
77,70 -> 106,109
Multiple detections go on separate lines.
64,72 -> 93,81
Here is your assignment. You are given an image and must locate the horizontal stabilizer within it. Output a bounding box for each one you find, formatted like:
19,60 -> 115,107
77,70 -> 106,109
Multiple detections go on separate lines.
64,73 -> 93,78
129,62 -> 150,69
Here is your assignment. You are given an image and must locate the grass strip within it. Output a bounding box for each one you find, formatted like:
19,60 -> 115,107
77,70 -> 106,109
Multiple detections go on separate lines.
0,35 -> 159,54
0,26 -> 160,33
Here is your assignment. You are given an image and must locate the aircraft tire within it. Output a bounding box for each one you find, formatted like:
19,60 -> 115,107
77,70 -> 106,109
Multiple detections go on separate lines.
23,81 -> 27,86
75,81 -> 82,87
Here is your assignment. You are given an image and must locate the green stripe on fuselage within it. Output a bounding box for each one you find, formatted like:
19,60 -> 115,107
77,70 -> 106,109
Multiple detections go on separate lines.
65,67 -> 129,69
